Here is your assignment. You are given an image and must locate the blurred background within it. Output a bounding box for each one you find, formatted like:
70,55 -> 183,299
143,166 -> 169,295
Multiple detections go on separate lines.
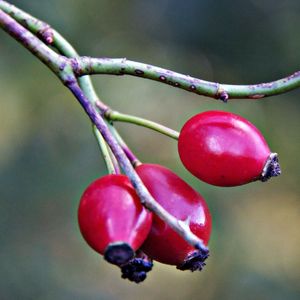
0,0 -> 300,299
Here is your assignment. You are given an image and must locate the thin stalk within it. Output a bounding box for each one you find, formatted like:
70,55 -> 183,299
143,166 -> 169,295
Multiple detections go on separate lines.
93,125 -> 120,174
106,109 -> 179,140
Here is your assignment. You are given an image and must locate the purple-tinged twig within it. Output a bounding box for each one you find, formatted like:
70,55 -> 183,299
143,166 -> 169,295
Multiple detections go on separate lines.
67,81 -> 208,252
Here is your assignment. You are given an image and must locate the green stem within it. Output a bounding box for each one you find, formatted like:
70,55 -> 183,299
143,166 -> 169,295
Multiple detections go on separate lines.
73,57 -> 300,101
106,110 -> 179,140
93,125 -> 119,175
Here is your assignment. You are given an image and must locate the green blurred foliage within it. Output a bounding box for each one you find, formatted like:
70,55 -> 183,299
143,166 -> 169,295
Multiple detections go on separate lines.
0,1 -> 300,299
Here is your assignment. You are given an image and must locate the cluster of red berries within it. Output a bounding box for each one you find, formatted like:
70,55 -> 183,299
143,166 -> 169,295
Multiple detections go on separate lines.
78,111 -> 281,283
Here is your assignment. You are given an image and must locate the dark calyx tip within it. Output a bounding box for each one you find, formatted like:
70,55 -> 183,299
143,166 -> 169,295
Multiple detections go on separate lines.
121,257 -> 153,284
104,242 -> 134,266
260,153 -> 281,182
177,248 -> 210,272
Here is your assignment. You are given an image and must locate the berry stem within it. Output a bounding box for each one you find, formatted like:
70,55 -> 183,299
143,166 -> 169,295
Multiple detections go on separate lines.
105,109 -> 179,140
93,125 -> 120,175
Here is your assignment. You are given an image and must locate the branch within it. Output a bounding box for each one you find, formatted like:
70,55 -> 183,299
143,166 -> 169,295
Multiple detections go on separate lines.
72,56 -> 300,101
0,6 -> 208,253
2,0 -> 299,101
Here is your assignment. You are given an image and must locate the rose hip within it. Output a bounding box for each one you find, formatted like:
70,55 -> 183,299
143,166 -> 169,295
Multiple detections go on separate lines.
178,110 -> 281,187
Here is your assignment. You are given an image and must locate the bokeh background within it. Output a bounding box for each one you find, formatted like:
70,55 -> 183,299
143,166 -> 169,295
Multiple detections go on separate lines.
1,1 -> 300,299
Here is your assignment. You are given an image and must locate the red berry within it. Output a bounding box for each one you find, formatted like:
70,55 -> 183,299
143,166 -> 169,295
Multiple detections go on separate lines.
178,110 -> 281,187
78,174 -> 152,266
136,163 -> 211,271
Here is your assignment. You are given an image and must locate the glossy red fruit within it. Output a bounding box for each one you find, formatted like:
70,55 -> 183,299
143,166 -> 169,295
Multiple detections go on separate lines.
78,174 -> 152,266
178,110 -> 281,187
136,163 -> 211,271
